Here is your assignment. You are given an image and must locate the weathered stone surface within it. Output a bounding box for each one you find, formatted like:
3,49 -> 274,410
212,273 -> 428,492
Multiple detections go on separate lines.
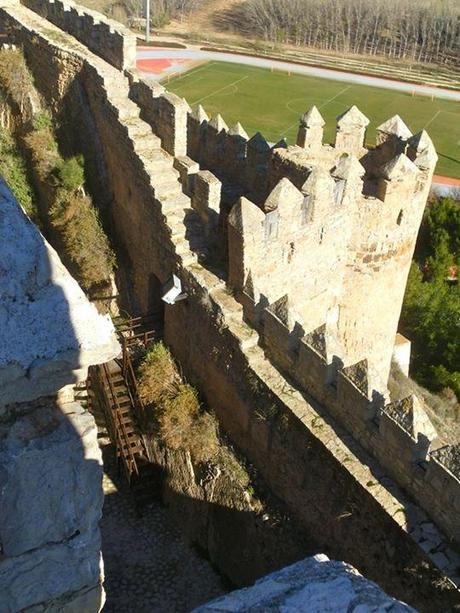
44,583 -> 105,612
431,444 -> 460,479
0,129 -> 116,610
0,180 -> 120,409
0,531 -> 102,612
384,395 -> 437,442
381,153 -> 418,180
21,0 -> 136,70
0,399 -> 103,557
377,115 -> 412,140
194,554 -> 415,612
300,106 -> 325,128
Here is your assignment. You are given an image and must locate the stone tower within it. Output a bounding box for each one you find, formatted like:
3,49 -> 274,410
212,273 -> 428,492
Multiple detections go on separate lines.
228,106 -> 438,388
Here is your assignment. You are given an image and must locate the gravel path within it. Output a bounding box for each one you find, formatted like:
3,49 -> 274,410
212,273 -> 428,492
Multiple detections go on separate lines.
100,439 -> 226,613
136,48 -> 460,101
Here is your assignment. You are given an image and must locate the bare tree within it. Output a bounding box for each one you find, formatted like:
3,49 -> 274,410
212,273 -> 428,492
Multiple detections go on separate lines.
218,0 -> 460,67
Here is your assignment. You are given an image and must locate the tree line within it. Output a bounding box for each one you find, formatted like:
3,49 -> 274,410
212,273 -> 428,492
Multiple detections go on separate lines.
400,197 -> 460,402
124,0 -> 203,26
217,0 -> 460,66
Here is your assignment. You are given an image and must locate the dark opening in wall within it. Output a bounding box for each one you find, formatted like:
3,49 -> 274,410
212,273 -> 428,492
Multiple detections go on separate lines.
148,273 -> 165,329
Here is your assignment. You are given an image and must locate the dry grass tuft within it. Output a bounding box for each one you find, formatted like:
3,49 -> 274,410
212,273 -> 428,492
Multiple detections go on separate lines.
24,125 -> 115,291
138,342 -> 220,463
50,191 -> 115,290
158,384 -> 219,463
0,128 -> 35,219
138,342 -> 180,406
0,48 -> 38,120
24,126 -> 58,180
188,411 -> 220,464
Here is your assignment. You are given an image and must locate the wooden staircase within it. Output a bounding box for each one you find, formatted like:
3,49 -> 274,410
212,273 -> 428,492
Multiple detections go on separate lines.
89,316 -> 163,507
99,361 -> 146,483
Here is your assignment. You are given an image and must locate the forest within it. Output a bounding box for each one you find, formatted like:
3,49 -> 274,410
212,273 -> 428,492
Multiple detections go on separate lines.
217,0 -> 460,66
124,0 -> 203,26
102,0 -> 460,67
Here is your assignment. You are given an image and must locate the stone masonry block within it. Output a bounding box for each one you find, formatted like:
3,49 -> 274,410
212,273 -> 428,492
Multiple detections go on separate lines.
174,155 -> 199,196
0,531 -> 102,612
0,400 -> 103,557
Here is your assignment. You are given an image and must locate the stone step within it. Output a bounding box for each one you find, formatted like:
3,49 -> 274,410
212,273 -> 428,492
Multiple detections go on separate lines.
154,184 -> 183,201
159,191 -> 190,208
164,207 -> 187,223
149,156 -> 179,171
178,251 -> 199,266
239,333 -> 259,351
131,132 -> 162,152
168,223 -> 186,240
147,155 -> 174,169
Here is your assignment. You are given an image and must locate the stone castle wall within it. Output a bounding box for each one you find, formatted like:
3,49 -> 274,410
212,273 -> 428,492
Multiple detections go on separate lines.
21,0 -> 135,69
0,178 -> 120,611
130,79 -> 435,388
1,0 -> 459,608
124,58 -> 460,550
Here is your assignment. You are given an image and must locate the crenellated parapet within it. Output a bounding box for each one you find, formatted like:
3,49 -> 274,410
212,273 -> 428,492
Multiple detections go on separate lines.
335,105 -> 370,155
238,107 -> 436,385
237,284 -> 460,546
122,74 -> 444,523
20,0 -> 136,69
186,103 -> 273,202
227,174 -> 351,331
221,104 -> 452,545
226,108 -> 437,379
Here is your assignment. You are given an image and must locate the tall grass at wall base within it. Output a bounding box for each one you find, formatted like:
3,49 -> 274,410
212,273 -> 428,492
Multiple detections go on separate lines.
137,341 -> 250,484
0,48 -> 40,121
24,124 -> 115,292
138,341 -> 181,406
0,127 -> 36,221
50,189 -> 115,291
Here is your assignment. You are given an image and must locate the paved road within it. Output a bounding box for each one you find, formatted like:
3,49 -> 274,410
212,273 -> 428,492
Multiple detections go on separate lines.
137,48 -> 460,101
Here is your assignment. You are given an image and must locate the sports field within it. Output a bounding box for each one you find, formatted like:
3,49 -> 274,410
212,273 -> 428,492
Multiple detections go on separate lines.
166,61 -> 460,179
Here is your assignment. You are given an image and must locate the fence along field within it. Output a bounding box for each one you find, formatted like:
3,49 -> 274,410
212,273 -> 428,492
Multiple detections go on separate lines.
166,61 -> 460,179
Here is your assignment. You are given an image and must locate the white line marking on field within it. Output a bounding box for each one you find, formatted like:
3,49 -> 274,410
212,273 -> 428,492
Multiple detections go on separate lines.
319,85 -> 351,109
424,110 -> 441,130
191,75 -> 249,105
171,63 -> 213,82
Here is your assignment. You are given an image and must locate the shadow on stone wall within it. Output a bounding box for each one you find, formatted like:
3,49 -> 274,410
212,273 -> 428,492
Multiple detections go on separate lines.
0,177 -> 111,611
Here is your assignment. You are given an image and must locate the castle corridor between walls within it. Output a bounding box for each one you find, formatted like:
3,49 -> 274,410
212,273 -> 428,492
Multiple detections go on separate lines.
0,0 -> 459,610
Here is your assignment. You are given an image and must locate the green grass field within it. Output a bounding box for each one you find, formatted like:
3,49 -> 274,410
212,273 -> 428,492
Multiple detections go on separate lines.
166,61 -> 460,179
